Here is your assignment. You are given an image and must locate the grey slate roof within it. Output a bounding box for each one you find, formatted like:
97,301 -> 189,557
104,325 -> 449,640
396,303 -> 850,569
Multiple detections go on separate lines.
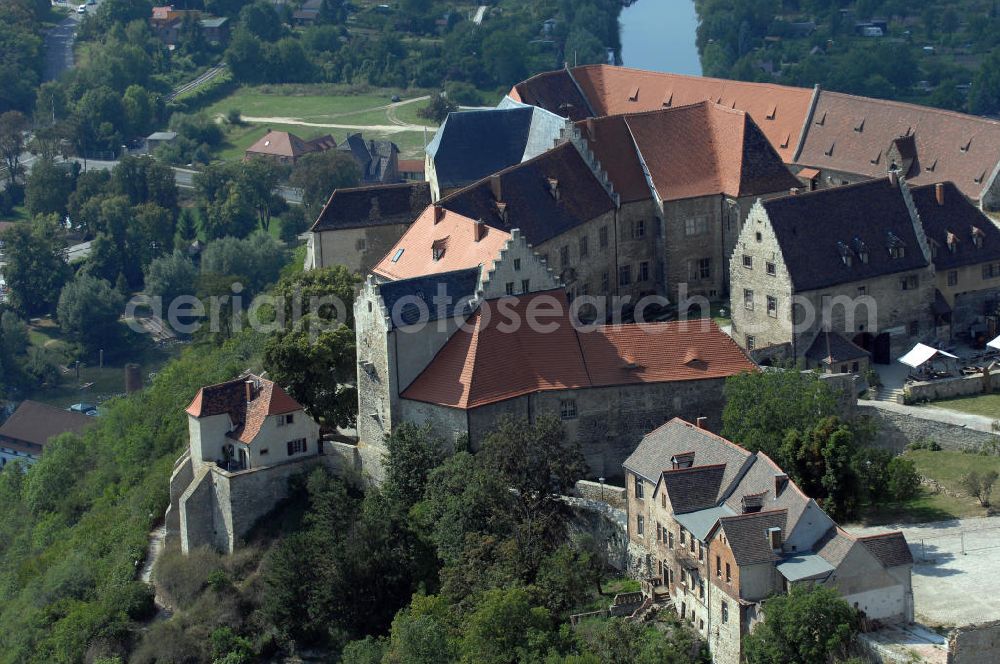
377,267 -> 480,329
427,103 -> 568,192
718,509 -> 787,566
662,465 -> 726,514
804,330 -> 871,365
858,532 -> 914,568
675,505 -> 735,542
338,134 -> 399,183
763,177 -> 930,292
311,182 -> 431,232
911,181 -> 1000,271
722,453 -> 813,537
624,418 -> 752,486
814,527 -> 856,567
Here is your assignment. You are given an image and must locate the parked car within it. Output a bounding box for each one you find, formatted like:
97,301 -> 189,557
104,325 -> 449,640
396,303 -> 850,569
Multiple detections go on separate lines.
69,402 -> 98,416
76,4 -> 87,13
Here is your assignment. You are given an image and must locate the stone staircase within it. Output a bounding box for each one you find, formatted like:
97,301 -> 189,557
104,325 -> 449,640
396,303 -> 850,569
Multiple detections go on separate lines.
873,384 -> 905,403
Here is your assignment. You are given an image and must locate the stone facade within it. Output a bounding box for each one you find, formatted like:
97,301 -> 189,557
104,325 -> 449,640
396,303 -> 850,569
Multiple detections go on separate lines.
307,222 -> 411,276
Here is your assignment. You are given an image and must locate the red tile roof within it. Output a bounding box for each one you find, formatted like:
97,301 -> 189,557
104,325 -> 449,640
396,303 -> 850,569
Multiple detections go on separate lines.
245,130 -> 335,159
371,204 -> 510,281
513,65 -> 815,162
588,102 -> 799,202
401,291 -> 756,409
795,90 -> 1000,201
186,375 -> 301,444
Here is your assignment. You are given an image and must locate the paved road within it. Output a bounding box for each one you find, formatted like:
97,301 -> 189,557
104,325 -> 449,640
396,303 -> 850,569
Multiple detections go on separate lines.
43,12 -> 80,82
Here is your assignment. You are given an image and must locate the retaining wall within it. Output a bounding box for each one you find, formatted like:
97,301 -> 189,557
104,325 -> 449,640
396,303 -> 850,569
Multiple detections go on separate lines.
905,371 -> 1000,403
860,404 -> 997,454
949,620 -> 1000,664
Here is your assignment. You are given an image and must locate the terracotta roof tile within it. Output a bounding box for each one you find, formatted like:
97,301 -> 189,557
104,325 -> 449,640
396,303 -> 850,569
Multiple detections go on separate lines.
246,130 -> 334,159
796,90 -> 1000,201
186,375 -> 301,445
372,205 -> 510,281
401,293 -> 756,409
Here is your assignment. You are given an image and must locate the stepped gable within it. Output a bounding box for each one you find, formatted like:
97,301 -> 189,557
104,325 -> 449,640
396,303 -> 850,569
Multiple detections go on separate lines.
371,205 -> 510,281
761,177 -> 930,291
910,181 -> 1000,270
438,141 -> 615,246
310,182 -> 431,232
620,102 -> 800,201
796,90 -> 1000,201
400,296 -> 757,410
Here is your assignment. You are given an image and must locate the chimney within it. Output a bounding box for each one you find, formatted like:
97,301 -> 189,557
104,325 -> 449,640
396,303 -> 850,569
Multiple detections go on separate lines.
774,473 -> 788,496
433,204 -> 444,224
244,380 -> 254,403
490,174 -> 502,203
936,182 -> 945,206
474,219 -> 486,242
888,170 -> 899,187
696,416 -> 708,430
767,527 -> 783,552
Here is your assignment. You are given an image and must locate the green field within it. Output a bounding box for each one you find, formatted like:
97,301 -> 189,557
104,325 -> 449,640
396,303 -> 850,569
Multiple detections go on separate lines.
858,449 -> 1000,525
928,393 -> 1000,420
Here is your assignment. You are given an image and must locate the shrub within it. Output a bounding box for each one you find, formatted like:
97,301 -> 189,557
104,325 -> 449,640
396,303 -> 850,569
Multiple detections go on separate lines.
226,108 -> 243,125
962,471 -> 999,507
155,546 -> 225,609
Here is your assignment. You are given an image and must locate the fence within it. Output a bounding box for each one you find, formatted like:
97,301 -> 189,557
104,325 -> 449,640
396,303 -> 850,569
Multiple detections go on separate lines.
912,524 -> 1000,563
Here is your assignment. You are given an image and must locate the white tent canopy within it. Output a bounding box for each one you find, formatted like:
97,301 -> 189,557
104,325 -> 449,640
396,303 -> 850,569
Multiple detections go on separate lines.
898,343 -> 959,369
988,334 -> 1000,351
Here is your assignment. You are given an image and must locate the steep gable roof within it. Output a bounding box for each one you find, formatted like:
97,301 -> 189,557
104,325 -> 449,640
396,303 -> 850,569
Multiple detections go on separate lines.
186,375 -> 302,445
910,181 -> 1000,271
762,177 -> 930,292
804,330 -> 871,366
858,532 -> 914,568
795,90 -> 1000,201
624,418 -> 753,484
508,68 -> 593,121
718,509 -> 788,566
662,464 -> 727,514
372,205 -> 511,281
311,182 -> 430,232
438,142 -> 615,246
401,296 -> 756,410
722,452 -> 813,537
621,102 -> 799,201
246,130 -> 331,159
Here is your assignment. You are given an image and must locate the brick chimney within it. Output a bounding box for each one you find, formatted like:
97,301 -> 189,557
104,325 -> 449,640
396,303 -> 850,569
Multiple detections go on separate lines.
433,204 -> 444,224
474,219 -> 486,242
936,182 -> 945,206
244,380 -> 254,403
696,416 -> 708,429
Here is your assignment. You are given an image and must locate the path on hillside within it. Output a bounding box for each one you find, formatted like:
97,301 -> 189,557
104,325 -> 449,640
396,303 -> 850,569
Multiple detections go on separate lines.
232,95 -> 436,134
139,524 -> 174,622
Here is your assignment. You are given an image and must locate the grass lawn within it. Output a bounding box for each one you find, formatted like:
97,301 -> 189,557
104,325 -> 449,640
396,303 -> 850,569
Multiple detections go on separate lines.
391,98 -> 438,127
0,206 -> 31,223
856,449 -> 1000,525
203,85 -> 421,123
927,393 -> 1000,420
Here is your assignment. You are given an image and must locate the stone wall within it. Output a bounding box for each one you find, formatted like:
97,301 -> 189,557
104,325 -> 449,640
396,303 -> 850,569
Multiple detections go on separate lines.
311,223 -> 411,277
905,371 -> 1000,403
948,620 -> 1000,664
574,480 -> 626,510
860,403 -> 998,453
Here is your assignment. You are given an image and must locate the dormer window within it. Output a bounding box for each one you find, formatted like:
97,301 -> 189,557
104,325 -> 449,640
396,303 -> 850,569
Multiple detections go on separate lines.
887,231 -> 905,259
837,241 -> 852,267
852,237 -> 869,263
947,232 -> 959,253
547,177 -> 560,201
432,237 -> 448,261
972,227 -> 985,249
671,451 -> 695,469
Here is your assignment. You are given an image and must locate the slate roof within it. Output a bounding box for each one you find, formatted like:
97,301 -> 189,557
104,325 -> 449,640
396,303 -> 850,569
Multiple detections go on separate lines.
721,452 -> 817,538
401,295 -> 755,409
372,205 -> 511,281
511,64 -> 815,162
614,102 -> 799,202
311,182 -> 431,232
662,464 -> 727,514
910,182 -> 1000,271
376,267 -> 480,329
804,330 -> 871,366
814,526 -> 857,568
186,375 -> 301,445
426,107 -> 535,191
438,142 -> 615,246
338,134 -> 399,183
858,532 -> 914,568
624,418 -> 753,484
795,90 -> 1000,201
776,553 -> 835,582
717,509 -> 788,566
0,401 -> 95,454
762,177 -> 930,292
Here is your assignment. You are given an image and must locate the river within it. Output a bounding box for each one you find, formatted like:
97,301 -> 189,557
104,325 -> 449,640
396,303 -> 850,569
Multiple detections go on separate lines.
619,0 -> 702,76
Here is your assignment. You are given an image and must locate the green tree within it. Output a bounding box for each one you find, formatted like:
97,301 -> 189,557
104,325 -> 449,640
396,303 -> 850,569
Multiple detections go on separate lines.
722,368 -> 839,460
239,156 -> 286,232
459,587 -> 554,664
25,157 -> 75,217
270,265 -> 359,327
961,470 -> 999,507
0,111 -> 28,187
57,275 -> 126,355
382,423 -> 445,512
743,585 -> 859,664
970,47 -> 1000,115
886,456 -> 921,502
780,416 -> 860,520
288,150 -> 361,217
200,233 -> 287,297
144,249 -> 198,304
0,214 -> 72,315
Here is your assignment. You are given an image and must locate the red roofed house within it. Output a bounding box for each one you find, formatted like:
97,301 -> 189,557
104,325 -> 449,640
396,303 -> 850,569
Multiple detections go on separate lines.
355,280 -> 757,479
171,373 -> 327,553
244,130 -> 337,165
0,400 -> 95,467
624,419 -> 913,664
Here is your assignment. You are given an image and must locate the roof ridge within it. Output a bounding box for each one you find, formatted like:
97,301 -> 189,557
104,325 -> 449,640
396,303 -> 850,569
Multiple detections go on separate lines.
856,530 -> 906,540
664,463 -> 727,475
720,507 -> 788,523
461,309 -> 486,408
819,89 -> 1000,127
